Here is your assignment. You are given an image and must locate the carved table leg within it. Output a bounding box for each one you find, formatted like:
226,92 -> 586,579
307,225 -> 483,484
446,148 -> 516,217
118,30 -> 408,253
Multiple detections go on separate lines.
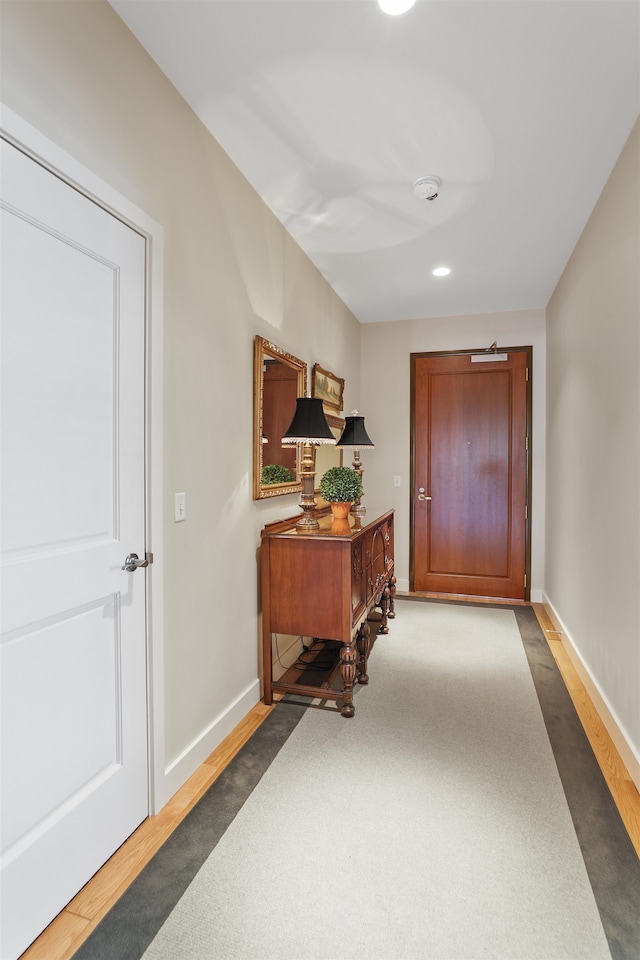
356,621 -> 371,685
339,641 -> 357,718
378,583 -> 391,634
388,575 -> 397,619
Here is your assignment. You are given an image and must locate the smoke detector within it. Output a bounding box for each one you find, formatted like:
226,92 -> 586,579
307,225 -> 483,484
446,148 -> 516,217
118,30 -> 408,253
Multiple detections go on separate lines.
413,175 -> 442,201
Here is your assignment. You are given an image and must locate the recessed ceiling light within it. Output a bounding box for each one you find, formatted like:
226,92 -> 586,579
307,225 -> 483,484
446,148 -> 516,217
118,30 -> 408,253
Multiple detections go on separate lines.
378,0 -> 417,15
433,266 -> 451,277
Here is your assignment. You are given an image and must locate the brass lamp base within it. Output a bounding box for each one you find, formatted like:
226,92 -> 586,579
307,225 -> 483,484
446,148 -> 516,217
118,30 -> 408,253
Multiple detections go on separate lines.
296,512 -> 320,531
296,443 -> 319,531
349,451 -> 366,518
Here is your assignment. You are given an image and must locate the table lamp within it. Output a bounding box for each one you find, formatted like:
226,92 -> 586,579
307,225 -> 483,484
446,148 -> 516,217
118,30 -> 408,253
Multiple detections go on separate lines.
282,397 -> 336,530
336,411 -> 375,518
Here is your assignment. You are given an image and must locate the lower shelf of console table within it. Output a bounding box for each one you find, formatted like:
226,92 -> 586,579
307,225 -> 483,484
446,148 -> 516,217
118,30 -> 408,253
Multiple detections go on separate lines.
260,509 -> 395,718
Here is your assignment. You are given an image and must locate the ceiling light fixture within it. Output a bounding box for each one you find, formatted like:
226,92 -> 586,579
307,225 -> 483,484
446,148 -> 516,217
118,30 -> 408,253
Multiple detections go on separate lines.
378,0 -> 417,15
433,267 -> 451,277
413,175 -> 442,201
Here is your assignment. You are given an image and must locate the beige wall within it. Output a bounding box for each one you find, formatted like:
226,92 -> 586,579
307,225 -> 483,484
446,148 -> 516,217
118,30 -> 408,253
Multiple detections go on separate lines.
360,310 -> 546,597
3,0 -> 637,800
546,120 -> 639,779
0,1 -> 361,802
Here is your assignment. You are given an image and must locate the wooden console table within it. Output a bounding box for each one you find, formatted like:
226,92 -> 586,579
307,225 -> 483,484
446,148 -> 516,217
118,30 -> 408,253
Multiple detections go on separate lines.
261,509 -> 395,717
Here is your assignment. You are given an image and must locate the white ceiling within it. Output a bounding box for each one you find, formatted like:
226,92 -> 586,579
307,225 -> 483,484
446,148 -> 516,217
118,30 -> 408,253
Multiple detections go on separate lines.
110,0 -> 639,324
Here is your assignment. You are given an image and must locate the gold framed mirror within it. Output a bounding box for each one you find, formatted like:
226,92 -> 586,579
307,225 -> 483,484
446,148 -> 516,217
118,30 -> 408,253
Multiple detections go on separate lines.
253,337 -> 307,500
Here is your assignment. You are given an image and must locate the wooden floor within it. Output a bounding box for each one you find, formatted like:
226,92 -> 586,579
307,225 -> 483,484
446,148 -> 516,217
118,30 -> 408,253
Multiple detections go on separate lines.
21,602 -> 640,960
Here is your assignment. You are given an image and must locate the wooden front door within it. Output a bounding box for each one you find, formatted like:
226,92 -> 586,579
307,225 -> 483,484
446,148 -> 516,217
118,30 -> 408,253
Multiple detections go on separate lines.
411,349 -> 530,600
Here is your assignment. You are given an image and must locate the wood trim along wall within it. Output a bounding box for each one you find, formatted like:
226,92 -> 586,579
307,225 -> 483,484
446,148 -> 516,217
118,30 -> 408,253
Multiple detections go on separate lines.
537,601 -> 640,795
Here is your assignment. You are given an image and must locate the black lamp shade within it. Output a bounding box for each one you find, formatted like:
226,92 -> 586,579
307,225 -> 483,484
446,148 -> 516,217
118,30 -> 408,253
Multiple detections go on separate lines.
336,415 -> 374,448
281,397 -> 336,444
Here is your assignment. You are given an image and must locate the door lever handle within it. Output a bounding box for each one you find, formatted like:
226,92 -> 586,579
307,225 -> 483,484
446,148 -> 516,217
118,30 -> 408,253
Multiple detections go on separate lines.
417,494 -> 432,501
122,553 -> 149,572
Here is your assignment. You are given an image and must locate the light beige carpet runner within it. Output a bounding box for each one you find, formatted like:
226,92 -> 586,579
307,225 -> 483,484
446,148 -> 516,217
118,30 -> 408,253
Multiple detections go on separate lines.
142,601 -> 611,959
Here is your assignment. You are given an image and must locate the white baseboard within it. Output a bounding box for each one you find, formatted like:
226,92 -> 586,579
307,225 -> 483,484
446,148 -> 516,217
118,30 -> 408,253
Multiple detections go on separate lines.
154,679 -> 261,813
542,594 -> 640,792
272,634 -> 305,681
395,578 -> 410,593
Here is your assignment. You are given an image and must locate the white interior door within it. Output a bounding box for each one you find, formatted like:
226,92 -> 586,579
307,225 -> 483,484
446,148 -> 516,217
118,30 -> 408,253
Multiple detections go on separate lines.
0,139 -> 149,960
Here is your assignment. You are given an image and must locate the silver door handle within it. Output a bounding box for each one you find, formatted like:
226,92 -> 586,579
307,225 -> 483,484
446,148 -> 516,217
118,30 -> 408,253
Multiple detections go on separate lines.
417,494 -> 432,501
122,552 -> 149,572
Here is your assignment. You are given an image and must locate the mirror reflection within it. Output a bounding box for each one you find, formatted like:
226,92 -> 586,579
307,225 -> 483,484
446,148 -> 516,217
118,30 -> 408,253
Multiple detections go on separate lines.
315,415 -> 344,499
253,337 -> 307,500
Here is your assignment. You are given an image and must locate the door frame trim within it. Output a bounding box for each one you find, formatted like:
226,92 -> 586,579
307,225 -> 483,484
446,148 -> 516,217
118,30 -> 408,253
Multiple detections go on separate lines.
409,345 -> 533,600
1,104 -> 168,814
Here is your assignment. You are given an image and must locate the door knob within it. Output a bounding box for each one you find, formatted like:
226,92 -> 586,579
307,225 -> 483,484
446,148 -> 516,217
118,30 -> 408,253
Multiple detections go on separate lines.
122,552 -> 149,572
417,494 -> 432,501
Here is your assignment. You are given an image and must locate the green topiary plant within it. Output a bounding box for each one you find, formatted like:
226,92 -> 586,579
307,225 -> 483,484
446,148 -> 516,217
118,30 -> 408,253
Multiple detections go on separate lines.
319,465 -> 363,503
261,463 -> 293,485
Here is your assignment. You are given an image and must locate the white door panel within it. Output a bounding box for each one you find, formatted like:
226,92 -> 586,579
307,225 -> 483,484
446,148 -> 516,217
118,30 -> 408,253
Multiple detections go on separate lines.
3,599 -> 122,849
1,139 -> 148,959
2,213 -> 117,554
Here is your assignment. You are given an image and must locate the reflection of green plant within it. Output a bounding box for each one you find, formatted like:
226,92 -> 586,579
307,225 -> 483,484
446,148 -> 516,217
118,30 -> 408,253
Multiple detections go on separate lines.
261,464 -> 293,485
319,466 -> 363,503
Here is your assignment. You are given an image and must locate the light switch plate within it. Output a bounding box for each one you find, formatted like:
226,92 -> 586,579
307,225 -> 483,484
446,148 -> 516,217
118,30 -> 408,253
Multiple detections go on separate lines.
174,492 -> 186,522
